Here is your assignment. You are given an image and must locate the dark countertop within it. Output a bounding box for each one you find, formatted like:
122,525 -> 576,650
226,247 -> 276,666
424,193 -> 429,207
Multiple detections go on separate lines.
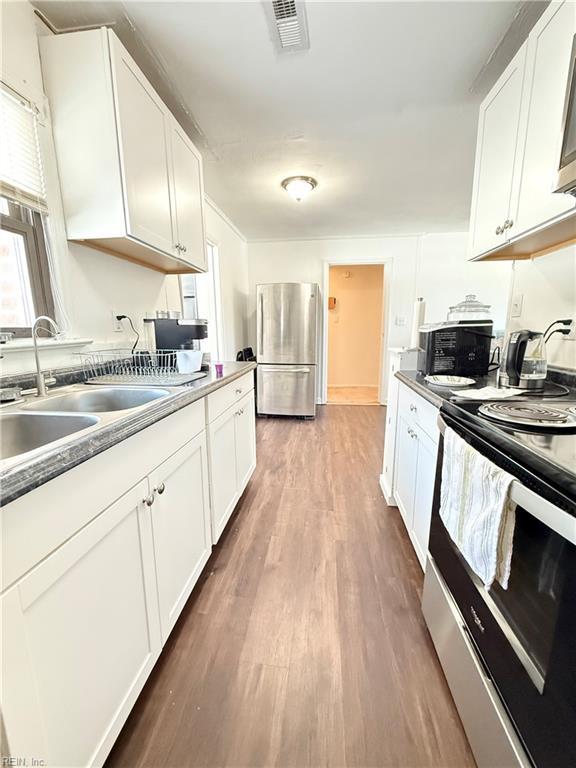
395,370 -> 496,408
0,362 -> 256,507
395,369 -> 575,409
398,368 -> 576,506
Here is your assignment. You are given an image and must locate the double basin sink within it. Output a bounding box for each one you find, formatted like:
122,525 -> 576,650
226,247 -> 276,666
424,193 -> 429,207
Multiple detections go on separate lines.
1,387 -> 171,462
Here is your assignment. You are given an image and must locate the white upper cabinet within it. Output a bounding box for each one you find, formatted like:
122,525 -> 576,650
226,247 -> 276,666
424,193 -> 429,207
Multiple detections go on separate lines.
169,122 -> 207,271
110,36 -> 174,256
469,43 -> 527,257
469,1 -> 576,261
40,28 -> 207,274
510,0 -> 576,235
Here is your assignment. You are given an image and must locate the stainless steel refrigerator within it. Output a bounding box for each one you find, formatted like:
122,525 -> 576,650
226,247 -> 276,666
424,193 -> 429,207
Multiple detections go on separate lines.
256,282 -> 318,417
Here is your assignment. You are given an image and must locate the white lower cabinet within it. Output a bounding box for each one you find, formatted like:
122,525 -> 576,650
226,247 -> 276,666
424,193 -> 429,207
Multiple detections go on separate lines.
235,391 -> 257,492
208,389 -> 257,543
392,383 -> 439,570
1,375 -> 258,767
411,427 -> 437,567
394,413 -> 418,529
208,403 -> 239,541
148,432 -> 212,643
1,480 -> 161,768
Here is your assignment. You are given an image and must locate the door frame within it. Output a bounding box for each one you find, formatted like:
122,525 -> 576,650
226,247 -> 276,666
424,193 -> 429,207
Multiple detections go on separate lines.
206,241 -> 224,362
320,255 -> 393,405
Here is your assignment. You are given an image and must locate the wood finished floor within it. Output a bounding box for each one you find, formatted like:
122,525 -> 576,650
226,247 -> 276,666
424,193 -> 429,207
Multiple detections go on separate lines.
106,406 -> 474,768
327,386 -> 380,405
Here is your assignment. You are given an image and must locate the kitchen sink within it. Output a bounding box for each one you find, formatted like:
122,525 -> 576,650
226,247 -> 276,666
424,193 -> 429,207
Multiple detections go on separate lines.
23,387 -> 170,414
0,413 -> 100,461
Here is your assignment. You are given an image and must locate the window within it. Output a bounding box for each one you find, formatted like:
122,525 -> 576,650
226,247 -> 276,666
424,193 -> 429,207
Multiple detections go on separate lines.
0,86 -> 55,336
180,243 -> 222,361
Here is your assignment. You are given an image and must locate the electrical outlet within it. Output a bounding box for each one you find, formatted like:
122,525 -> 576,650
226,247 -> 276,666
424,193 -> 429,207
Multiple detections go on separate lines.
510,294 -> 523,318
112,309 -> 123,333
395,315 -> 407,327
564,320 -> 576,341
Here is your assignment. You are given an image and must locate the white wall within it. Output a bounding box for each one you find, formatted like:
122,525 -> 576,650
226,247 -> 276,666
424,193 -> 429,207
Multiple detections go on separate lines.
0,2 -> 249,375
508,244 -> 576,370
247,234 -> 513,401
416,233 -> 511,333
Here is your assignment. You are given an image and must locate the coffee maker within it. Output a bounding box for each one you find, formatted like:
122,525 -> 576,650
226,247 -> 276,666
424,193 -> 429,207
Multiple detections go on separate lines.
499,329 -> 547,391
145,318 -> 208,351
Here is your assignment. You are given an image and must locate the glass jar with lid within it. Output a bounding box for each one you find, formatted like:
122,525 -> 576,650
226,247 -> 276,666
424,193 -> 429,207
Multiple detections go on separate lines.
447,294 -> 491,321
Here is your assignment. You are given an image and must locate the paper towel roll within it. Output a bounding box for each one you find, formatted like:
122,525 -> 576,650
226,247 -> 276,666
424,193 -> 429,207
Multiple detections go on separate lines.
410,298 -> 425,349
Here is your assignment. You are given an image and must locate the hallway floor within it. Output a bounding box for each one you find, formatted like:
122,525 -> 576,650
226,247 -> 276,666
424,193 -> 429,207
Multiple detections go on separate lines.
327,386 -> 380,405
106,406 -> 474,768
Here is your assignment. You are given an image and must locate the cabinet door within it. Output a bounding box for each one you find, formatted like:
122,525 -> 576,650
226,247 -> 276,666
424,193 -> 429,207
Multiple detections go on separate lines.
169,123 -> 207,271
511,1 -> 576,235
469,44 -> 527,257
1,480 -> 160,768
393,413 -> 418,531
411,428 -> 438,571
208,404 -> 239,543
110,35 -> 175,255
148,432 -> 212,643
235,390 -> 256,495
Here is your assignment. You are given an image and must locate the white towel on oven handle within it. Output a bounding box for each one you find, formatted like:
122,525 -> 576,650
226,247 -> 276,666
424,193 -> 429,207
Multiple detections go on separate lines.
439,426 -> 517,590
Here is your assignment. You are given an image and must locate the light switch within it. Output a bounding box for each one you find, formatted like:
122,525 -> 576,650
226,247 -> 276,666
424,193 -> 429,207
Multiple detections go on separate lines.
395,316 -> 407,327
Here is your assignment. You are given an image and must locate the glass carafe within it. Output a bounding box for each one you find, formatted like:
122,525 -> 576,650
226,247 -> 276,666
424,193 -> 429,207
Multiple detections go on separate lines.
502,330 -> 547,389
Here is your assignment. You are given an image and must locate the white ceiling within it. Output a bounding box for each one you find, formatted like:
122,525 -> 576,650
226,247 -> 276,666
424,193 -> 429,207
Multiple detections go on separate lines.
35,1 -> 546,240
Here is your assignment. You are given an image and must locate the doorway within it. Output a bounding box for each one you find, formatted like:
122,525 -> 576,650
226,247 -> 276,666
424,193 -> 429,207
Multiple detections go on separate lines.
326,264 -> 385,405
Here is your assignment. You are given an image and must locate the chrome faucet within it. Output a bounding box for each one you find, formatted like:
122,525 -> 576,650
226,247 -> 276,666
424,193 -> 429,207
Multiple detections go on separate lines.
32,315 -> 61,397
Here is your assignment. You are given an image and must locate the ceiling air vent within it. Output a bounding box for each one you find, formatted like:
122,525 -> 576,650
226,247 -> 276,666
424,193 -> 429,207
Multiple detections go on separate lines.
264,0 -> 310,52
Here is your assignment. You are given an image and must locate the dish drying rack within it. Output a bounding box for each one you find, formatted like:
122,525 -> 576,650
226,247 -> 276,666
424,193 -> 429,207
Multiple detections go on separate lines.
77,349 -> 207,386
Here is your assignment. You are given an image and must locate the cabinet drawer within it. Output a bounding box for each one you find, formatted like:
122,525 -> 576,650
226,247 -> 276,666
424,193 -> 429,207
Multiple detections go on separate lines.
398,383 -> 439,442
206,372 -> 255,423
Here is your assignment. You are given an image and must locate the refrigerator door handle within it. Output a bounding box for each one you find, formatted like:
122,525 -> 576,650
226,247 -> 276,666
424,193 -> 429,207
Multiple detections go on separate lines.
258,291 -> 264,357
260,367 -> 311,373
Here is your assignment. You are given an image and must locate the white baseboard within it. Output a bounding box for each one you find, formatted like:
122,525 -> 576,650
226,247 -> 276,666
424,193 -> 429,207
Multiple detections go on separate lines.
379,474 -> 397,506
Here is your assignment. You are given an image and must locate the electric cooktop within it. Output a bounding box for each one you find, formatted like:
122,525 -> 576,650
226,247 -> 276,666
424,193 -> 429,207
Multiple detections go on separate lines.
478,401 -> 576,430
442,398 -> 576,503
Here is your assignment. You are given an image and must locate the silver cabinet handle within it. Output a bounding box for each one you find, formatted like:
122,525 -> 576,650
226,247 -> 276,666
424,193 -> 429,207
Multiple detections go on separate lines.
409,404 -> 417,412
143,493 -> 155,507
182,245 -> 187,253
503,219 -> 513,230
155,482 -> 166,495
235,388 -> 242,394
495,225 -> 502,235
470,606 -> 485,633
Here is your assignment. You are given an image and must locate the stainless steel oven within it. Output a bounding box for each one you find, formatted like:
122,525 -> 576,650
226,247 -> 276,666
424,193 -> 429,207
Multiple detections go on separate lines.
556,34 -> 576,195
427,412 -> 576,768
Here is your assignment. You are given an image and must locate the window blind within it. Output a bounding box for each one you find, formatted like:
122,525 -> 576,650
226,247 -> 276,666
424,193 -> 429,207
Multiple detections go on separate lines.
0,85 -> 47,212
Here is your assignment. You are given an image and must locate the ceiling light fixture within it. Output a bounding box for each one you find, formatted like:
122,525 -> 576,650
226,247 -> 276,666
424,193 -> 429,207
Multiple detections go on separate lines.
281,175 -> 317,202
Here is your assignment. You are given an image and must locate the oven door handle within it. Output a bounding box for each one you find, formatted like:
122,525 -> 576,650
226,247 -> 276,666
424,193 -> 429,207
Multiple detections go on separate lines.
437,415 -> 576,545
